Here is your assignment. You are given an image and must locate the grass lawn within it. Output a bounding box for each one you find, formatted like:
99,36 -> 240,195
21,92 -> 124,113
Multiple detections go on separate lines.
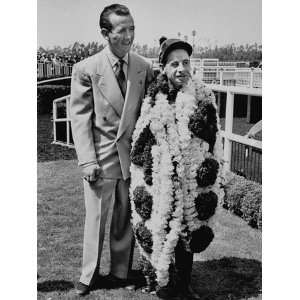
38,160 -> 261,300
38,114 -> 77,162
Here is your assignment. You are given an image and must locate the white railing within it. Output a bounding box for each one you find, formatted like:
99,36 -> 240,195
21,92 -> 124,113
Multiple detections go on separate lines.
207,84 -> 262,174
196,67 -> 262,88
37,62 -> 73,79
38,61 -> 261,88
52,95 -> 74,148
51,78 -> 262,181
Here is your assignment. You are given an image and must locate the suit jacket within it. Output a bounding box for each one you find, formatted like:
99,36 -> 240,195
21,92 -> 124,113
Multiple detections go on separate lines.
70,46 -> 153,180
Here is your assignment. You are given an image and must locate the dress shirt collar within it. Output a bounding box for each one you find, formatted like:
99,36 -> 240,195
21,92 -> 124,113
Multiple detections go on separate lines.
106,46 -> 129,68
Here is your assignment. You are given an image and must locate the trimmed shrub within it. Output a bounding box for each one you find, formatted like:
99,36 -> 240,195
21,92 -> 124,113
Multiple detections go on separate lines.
224,173 -> 262,229
37,85 -> 70,114
241,185 -> 262,229
223,174 -> 254,216
257,206 -> 262,230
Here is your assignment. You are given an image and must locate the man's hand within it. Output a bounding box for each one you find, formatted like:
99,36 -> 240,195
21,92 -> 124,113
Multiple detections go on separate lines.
82,164 -> 102,183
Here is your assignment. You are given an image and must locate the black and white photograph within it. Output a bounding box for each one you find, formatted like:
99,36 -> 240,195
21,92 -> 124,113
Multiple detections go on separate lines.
36,0 -> 264,299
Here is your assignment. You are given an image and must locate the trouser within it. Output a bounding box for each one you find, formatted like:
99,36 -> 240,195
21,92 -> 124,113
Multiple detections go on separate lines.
175,239 -> 194,287
79,177 -> 134,285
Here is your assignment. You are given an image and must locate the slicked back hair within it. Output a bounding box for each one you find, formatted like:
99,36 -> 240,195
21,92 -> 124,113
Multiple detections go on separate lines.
99,4 -> 131,32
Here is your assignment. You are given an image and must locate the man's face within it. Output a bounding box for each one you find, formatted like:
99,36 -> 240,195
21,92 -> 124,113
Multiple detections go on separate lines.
164,49 -> 191,89
102,13 -> 135,58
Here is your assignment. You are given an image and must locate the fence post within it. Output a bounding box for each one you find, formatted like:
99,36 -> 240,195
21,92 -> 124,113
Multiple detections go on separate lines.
246,95 -> 252,123
223,90 -> 234,172
219,69 -> 223,85
46,64 -> 50,78
250,68 -> 254,88
217,91 -> 221,115
43,63 -> 47,79
53,101 -> 57,143
66,96 -> 71,145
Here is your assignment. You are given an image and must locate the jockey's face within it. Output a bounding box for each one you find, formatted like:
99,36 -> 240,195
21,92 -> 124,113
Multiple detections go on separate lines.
164,49 -> 191,89
101,13 -> 135,58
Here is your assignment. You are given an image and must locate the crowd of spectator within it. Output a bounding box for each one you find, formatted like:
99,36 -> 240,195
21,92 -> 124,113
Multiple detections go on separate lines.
37,42 -> 106,66
37,41 -> 262,67
37,52 -> 87,65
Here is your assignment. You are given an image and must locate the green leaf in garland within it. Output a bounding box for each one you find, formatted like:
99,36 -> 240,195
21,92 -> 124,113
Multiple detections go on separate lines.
133,186 -> 153,220
195,191 -> 218,221
190,225 -> 214,253
131,124 -> 155,167
134,221 -> 153,254
188,99 -> 218,152
147,73 -> 169,106
196,158 -> 219,187
142,136 -> 156,186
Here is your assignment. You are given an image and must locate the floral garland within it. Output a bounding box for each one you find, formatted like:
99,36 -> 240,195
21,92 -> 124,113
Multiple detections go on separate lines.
130,74 -> 224,287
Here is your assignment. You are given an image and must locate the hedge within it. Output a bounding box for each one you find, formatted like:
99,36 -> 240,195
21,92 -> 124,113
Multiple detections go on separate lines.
37,85 -> 70,115
223,173 -> 262,230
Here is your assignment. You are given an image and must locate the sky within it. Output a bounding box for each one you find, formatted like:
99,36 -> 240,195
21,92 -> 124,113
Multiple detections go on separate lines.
37,0 -> 261,48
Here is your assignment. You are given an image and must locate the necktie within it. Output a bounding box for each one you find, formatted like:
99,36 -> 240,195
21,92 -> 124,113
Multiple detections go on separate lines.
115,59 -> 127,98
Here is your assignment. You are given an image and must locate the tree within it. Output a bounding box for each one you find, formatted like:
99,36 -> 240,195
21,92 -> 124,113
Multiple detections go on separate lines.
184,35 -> 188,42
142,44 -> 148,57
38,46 -> 46,53
177,32 -> 181,39
192,30 -> 196,48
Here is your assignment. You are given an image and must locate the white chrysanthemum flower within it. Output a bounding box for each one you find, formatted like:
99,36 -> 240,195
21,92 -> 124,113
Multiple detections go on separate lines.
129,77 -> 224,287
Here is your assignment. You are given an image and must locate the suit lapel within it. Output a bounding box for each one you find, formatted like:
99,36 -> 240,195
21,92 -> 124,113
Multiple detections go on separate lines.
117,53 -> 145,140
96,48 -> 124,117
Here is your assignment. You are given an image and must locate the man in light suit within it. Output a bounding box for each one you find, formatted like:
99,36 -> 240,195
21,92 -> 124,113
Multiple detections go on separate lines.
70,4 -> 153,296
